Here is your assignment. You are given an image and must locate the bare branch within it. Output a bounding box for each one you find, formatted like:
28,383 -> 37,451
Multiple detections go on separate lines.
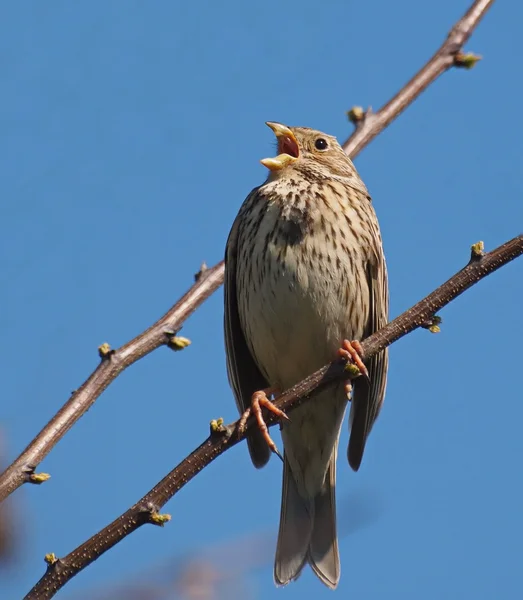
0,0 -> 494,505
343,0 -> 494,157
25,235 -> 523,599
0,263 -> 224,503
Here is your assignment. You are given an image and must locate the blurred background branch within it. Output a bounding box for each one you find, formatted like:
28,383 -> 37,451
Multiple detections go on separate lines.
0,429 -> 17,568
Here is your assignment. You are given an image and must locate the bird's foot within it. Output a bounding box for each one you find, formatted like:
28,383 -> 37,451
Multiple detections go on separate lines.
238,387 -> 288,460
338,339 -> 369,380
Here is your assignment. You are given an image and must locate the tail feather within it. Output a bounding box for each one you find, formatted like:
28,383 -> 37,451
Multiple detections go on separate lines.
274,456 -> 340,589
308,457 -> 340,588
274,459 -> 312,586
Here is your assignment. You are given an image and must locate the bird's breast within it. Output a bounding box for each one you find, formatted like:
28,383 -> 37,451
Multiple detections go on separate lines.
236,185 -> 370,390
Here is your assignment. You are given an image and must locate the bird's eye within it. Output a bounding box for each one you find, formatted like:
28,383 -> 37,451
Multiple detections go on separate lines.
315,138 -> 328,150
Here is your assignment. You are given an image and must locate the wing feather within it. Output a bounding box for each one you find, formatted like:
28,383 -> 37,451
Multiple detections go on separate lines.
224,202 -> 271,468
348,229 -> 389,471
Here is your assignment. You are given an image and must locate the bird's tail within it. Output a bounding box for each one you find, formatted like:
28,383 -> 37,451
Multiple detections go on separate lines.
274,455 -> 340,589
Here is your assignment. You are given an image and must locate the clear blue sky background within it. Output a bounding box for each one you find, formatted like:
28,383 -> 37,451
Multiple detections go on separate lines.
2,1 -> 522,598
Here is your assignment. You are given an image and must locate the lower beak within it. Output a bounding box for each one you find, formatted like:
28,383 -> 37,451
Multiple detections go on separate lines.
260,122 -> 299,171
260,154 -> 298,171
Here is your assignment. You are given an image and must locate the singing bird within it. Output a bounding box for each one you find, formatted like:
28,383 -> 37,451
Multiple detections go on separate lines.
224,122 -> 388,588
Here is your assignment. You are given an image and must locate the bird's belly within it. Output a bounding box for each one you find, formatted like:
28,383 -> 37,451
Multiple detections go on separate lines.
239,239 -> 368,390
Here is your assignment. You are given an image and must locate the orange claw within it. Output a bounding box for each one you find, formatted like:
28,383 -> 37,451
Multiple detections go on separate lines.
338,339 -> 369,380
238,387 -> 288,459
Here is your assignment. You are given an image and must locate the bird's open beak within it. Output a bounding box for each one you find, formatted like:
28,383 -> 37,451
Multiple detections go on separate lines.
260,122 -> 300,171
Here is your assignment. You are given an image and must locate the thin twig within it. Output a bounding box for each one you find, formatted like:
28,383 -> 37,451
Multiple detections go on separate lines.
0,0 -> 494,505
343,0 -> 494,157
25,235 -> 523,599
0,263 -> 224,503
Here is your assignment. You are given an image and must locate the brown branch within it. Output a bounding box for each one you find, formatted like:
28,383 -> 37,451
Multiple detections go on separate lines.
0,0 -> 493,505
343,0 -> 494,156
0,263 -> 224,503
25,235 -> 523,599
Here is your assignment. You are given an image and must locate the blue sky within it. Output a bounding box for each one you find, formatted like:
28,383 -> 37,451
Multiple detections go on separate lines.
1,1 -> 522,598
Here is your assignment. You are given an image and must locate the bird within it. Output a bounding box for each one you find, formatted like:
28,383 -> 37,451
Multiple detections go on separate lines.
224,122 -> 388,589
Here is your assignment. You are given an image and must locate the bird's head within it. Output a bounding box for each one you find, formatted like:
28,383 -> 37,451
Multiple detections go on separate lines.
261,122 -> 357,179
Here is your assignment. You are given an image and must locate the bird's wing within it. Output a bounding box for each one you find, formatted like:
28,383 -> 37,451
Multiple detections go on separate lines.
224,200 -> 271,468
348,229 -> 389,471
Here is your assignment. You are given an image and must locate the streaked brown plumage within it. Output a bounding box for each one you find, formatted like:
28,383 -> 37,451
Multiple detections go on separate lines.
224,122 -> 388,589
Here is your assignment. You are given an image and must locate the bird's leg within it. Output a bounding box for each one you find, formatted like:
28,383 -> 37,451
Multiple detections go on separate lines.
338,339 -> 369,380
238,387 -> 288,459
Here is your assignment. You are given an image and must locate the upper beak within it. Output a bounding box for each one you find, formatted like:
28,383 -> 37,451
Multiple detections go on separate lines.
260,122 -> 300,171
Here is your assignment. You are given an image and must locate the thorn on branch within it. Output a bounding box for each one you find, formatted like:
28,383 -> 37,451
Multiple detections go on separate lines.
28,472 -> 51,485
454,51 -> 482,69
470,240 -> 485,261
98,343 -> 114,360
421,315 -> 443,334
194,262 -> 209,282
166,335 -> 191,351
